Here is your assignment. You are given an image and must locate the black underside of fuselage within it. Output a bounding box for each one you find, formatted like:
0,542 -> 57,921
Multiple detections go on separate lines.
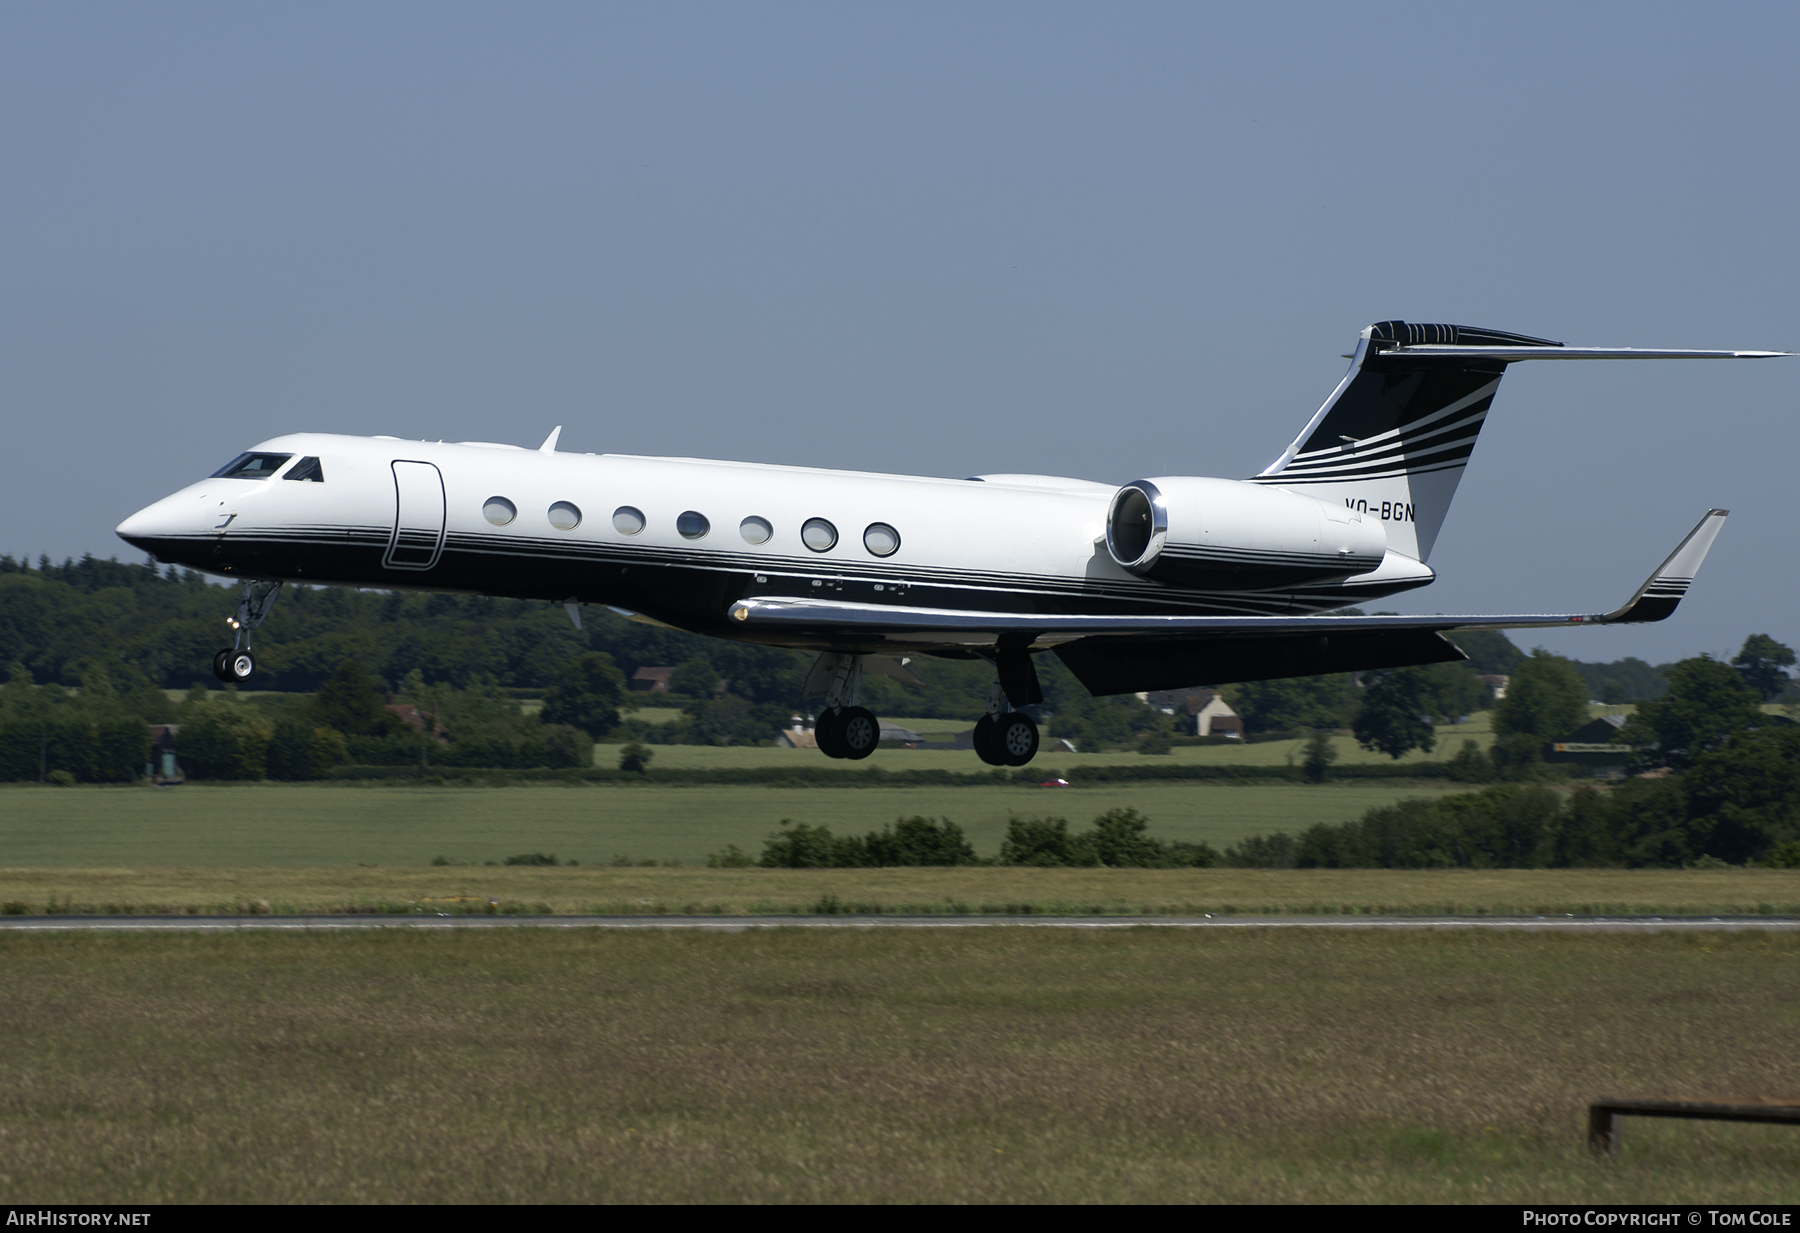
124,529 -> 1433,651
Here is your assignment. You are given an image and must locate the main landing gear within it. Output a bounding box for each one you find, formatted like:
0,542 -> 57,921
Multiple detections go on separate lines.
212,580 -> 282,683
971,635 -> 1041,767
801,639 -> 1044,767
805,653 -> 882,760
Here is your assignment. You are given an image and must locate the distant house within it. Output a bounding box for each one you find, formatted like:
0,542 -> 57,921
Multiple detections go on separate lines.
1143,686 -> 1242,738
1478,674 -> 1510,700
1546,713 -> 1633,777
385,702 -> 448,743
1206,714 -> 1244,739
631,666 -> 674,693
630,666 -> 729,696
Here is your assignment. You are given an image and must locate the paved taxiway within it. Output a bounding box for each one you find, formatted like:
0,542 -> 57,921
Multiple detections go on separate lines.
3,915 -> 1799,933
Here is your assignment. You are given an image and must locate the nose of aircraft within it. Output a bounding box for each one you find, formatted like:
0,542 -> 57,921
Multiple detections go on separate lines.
115,506 -> 159,548
116,491 -> 201,550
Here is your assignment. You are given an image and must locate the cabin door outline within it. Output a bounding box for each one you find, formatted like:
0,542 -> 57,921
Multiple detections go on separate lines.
384,460 -> 447,570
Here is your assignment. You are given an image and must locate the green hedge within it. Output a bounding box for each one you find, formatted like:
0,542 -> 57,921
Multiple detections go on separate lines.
0,716 -> 150,783
325,762 -> 1451,786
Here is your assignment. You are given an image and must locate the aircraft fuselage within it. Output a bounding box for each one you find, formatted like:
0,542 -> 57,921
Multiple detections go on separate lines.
117,432 -> 1427,652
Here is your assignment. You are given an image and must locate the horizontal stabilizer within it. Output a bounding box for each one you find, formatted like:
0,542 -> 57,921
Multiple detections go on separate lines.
1366,346 -> 1788,361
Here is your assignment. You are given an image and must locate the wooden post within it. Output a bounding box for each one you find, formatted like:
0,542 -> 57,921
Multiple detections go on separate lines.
1588,1103 -> 1618,1157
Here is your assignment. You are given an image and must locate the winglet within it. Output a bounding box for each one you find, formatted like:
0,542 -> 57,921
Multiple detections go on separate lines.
1601,509 -> 1729,624
539,426 -> 563,453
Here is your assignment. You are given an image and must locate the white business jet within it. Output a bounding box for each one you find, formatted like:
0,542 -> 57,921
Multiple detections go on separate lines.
116,320 -> 1784,766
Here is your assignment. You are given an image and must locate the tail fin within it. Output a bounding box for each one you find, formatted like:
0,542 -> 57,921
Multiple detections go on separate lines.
1251,320 -> 1560,562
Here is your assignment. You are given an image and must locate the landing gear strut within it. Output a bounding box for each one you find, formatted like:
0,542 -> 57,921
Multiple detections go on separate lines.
213,580 -> 282,683
973,636 -> 1042,767
804,653 -> 880,760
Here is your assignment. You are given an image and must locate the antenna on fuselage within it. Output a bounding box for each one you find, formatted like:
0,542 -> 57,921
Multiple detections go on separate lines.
538,426 -> 563,452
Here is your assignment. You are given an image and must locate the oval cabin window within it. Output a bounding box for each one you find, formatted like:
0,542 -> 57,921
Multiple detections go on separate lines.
801,518 -> 838,552
677,511 -> 710,540
483,497 -> 516,526
739,516 -> 772,545
863,523 -> 900,557
612,506 -> 645,535
548,501 -> 582,531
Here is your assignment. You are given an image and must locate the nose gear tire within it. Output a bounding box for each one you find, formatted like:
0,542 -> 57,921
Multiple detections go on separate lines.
224,651 -> 256,683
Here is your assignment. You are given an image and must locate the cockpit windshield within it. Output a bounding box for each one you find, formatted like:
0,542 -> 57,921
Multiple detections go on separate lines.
210,453 -> 293,480
283,456 -> 324,483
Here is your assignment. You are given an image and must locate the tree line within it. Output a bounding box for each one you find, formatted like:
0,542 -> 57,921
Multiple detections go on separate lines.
731,809 -> 1221,869
1,552 -> 1795,774
1229,656 -> 1800,868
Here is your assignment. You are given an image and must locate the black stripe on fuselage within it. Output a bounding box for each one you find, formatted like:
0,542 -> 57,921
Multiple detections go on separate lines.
124,529 -> 1432,642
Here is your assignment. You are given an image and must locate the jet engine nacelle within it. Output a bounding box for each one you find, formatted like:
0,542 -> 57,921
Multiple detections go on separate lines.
1106,476 -> 1387,591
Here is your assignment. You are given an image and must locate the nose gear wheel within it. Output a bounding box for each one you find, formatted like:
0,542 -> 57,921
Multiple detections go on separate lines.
213,649 -> 256,683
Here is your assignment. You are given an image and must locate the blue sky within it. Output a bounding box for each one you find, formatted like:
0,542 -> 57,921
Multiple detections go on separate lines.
3,1 -> 1794,664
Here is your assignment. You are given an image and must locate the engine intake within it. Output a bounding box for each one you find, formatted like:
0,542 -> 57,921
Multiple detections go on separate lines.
1106,477 -> 1387,591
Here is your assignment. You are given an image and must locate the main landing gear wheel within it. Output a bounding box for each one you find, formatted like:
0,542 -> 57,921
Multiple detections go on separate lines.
815,708 -> 848,759
837,707 -> 880,761
213,649 -> 255,683
994,712 -> 1039,767
973,714 -> 1005,767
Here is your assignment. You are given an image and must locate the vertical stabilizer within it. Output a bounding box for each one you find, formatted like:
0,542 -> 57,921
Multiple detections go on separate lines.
1252,321 -> 1559,561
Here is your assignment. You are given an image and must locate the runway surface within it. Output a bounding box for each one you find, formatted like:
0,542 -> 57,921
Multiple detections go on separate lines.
3,915 -> 1799,933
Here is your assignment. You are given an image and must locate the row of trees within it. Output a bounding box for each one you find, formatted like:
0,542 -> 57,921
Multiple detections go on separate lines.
1346,636 -> 1795,776
172,662 -> 597,779
0,554 -> 1178,751
749,809 -> 1220,869
0,656 -> 602,782
4,553 -> 1795,768
13,551 -> 1791,729
0,665 -> 151,783
1223,752 -> 1800,869
1229,657 -> 1800,866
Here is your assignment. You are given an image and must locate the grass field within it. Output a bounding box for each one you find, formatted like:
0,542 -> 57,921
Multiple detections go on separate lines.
0,780 -> 1460,867
2,927 -> 1796,1203
5,865 -> 1800,917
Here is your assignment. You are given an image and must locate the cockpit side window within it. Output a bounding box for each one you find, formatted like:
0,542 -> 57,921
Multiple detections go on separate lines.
283,456 -> 324,483
211,453 -> 293,480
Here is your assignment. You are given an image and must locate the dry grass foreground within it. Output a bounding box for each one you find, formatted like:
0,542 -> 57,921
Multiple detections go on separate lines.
2,928 -> 1799,1203
7,865 -> 1800,918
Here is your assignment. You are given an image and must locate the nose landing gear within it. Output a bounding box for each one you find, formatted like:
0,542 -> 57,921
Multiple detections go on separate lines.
212,580 -> 282,683
212,648 -> 256,683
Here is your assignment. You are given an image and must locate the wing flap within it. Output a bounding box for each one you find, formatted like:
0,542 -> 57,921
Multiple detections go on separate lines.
1053,629 -> 1466,695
